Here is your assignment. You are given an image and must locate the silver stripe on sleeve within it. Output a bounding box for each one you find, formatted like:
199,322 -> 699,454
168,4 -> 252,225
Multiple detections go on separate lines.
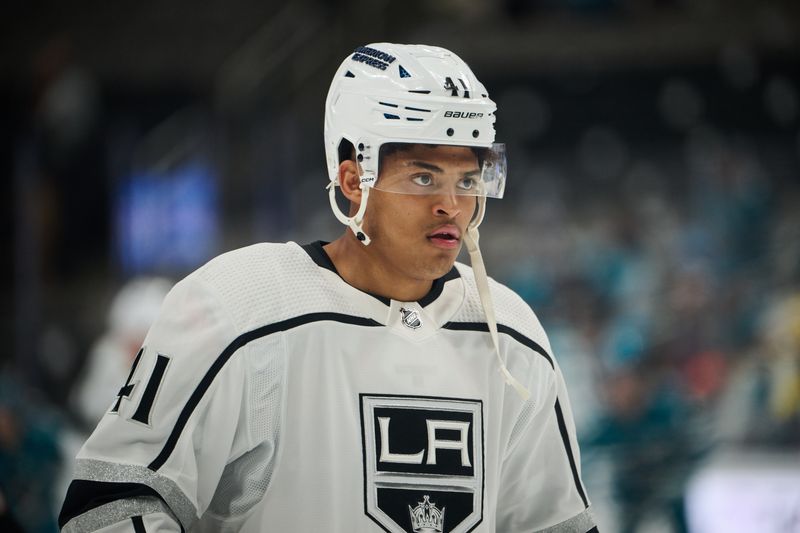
535,507 -> 596,533
62,496 -> 174,533
74,459 -> 197,530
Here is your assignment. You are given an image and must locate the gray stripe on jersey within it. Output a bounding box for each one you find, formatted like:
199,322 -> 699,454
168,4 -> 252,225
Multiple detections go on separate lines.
534,507 -> 596,533
74,459 -> 197,530
62,496 -> 173,533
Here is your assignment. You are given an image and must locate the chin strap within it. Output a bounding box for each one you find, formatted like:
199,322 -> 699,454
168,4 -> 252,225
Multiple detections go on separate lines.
464,201 -> 531,401
327,181 -> 371,245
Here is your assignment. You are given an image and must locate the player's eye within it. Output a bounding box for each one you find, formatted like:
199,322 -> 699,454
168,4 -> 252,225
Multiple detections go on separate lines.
411,174 -> 434,187
457,177 -> 477,191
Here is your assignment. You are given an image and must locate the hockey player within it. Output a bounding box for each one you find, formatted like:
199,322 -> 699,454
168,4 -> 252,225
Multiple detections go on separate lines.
60,43 -> 597,532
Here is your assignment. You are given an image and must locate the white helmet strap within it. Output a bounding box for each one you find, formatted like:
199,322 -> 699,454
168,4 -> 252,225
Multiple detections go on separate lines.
327,181 -> 372,245
464,197 -> 530,401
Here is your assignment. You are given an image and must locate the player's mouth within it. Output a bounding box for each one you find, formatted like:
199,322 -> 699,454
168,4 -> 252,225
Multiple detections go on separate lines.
426,225 -> 461,249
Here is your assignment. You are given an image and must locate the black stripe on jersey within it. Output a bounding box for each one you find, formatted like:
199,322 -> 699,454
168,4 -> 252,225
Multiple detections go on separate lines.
554,398 -> 589,508
301,241 -> 339,274
442,321 -> 554,369
132,516 -> 147,533
148,312 -> 382,471
301,241 -> 460,308
418,266 -> 460,307
59,480 -> 173,529
303,241 -> 391,305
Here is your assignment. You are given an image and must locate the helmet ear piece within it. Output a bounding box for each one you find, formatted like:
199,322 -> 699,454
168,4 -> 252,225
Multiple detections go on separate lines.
327,180 -> 372,245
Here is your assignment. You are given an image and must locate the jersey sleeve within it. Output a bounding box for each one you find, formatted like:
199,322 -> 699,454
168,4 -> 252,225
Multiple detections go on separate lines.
496,355 -> 597,532
60,505 -> 182,533
59,276 -> 261,532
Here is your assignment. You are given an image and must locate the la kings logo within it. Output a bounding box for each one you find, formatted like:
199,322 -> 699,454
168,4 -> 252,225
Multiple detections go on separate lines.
360,394 -> 484,533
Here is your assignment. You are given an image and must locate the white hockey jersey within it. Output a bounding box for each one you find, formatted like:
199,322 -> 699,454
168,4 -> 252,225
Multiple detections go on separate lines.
60,241 -> 596,533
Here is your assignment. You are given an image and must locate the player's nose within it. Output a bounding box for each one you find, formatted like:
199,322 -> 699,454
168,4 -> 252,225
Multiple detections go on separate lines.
432,191 -> 462,218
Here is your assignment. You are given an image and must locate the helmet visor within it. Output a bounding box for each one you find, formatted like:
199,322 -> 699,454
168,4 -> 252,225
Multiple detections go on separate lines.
372,143 -> 506,198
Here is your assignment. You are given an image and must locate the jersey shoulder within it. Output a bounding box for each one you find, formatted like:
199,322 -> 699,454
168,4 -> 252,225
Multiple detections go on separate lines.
184,241 -> 353,334
452,261 -> 553,359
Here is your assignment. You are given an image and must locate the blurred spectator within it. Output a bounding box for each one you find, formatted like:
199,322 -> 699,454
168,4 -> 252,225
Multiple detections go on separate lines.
586,363 -> 695,533
0,489 -> 25,533
70,277 -> 172,430
760,290 -> 800,438
31,34 -> 106,279
0,373 -> 63,533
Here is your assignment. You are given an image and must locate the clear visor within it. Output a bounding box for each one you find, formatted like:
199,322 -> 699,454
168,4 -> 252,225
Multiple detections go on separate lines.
371,142 -> 506,198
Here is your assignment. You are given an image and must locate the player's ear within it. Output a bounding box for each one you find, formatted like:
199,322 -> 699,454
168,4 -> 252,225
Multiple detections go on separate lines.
338,159 -> 362,205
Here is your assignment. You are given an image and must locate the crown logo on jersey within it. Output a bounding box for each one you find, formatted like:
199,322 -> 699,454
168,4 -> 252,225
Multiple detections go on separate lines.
408,495 -> 445,532
400,307 -> 422,329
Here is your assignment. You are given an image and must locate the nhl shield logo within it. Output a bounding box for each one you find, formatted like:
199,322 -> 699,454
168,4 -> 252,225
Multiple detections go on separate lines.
400,307 -> 422,329
360,394 -> 484,533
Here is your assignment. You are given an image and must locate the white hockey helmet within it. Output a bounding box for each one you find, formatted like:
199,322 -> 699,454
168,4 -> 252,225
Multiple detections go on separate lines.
324,43 -> 506,243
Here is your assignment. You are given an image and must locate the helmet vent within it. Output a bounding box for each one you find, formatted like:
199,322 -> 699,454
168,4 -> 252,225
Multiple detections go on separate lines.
345,71 -> 355,78
379,101 -> 399,108
408,89 -> 431,94
404,106 -> 431,112
399,65 -> 411,78
384,113 -> 400,120
407,118 -> 424,122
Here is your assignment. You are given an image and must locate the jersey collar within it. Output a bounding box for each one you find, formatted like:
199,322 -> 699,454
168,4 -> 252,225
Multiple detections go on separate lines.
301,241 -> 461,309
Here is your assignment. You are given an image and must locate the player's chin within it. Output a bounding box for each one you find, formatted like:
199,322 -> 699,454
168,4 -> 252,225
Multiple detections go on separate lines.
423,241 -> 461,272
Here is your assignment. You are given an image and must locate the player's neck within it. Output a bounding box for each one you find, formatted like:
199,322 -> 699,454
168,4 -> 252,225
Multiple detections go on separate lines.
324,235 -> 433,302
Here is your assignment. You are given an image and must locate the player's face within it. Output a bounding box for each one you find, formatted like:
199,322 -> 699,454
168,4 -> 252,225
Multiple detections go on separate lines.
362,145 -> 479,281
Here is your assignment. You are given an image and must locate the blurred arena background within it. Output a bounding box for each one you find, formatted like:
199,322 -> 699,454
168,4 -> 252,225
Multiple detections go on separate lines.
1,1 -> 799,531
